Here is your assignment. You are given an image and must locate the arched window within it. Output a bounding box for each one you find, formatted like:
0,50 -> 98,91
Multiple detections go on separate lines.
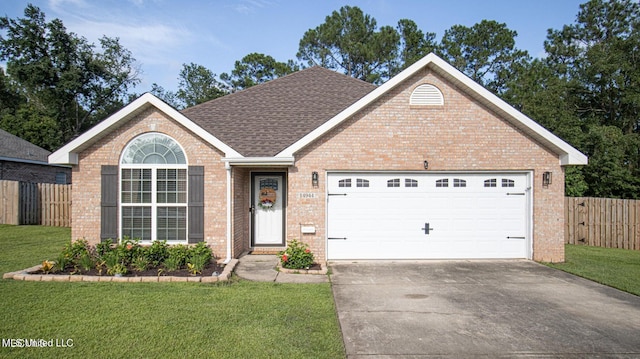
120,133 -> 188,242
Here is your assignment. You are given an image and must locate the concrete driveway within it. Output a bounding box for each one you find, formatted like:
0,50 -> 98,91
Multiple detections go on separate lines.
330,260 -> 640,358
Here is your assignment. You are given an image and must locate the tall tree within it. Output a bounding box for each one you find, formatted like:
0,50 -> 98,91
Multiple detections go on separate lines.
297,6 -> 400,84
544,0 -> 640,198
439,20 -> 530,95
220,53 -> 299,91
176,63 -> 227,108
151,62 -> 227,110
394,19 -> 438,74
0,4 -> 140,150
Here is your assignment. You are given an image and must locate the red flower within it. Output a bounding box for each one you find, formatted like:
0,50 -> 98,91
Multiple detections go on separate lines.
282,254 -> 288,262
305,249 -> 310,253
126,244 -> 133,250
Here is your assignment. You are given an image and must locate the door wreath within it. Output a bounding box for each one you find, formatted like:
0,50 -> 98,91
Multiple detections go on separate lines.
258,187 -> 277,209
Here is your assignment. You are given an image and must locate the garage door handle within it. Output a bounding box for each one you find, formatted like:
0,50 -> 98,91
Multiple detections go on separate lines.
506,192 -> 525,196
328,237 -> 347,240
328,193 -> 347,196
421,223 -> 434,235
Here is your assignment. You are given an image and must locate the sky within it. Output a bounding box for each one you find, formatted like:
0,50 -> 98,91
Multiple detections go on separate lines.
1,0 -> 586,93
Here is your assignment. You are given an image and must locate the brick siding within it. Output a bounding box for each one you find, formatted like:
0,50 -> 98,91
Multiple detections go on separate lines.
71,68 -> 567,263
72,108 -> 228,258
0,160 -> 71,184
287,69 -> 565,262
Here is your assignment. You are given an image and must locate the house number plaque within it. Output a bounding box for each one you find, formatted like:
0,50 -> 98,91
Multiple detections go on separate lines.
297,192 -> 318,199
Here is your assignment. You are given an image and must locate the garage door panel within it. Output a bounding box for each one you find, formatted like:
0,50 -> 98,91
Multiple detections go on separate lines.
327,172 -> 529,260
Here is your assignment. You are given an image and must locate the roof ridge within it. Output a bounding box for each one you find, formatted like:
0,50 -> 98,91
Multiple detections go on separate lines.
182,66 -> 375,114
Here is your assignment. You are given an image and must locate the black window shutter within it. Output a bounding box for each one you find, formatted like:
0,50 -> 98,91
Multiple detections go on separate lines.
101,165 -> 118,242
188,166 -> 205,243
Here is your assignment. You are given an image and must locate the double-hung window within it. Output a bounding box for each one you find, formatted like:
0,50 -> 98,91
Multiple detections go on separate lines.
120,133 -> 188,243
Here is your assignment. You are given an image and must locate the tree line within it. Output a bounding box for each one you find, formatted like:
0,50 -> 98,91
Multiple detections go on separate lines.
1,1 -> 638,198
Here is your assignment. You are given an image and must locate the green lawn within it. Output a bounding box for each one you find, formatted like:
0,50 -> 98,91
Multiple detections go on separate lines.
545,244 -> 640,296
0,225 -> 345,358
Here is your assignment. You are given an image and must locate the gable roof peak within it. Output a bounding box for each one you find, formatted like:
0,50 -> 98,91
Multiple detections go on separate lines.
278,52 -> 587,166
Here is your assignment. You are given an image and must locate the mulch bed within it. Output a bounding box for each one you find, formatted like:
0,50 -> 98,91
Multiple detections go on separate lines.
31,261 -> 226,278
281,263 -> 323,271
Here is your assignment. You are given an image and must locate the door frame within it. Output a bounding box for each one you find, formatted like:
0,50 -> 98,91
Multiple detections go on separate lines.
250,171 -> 287,247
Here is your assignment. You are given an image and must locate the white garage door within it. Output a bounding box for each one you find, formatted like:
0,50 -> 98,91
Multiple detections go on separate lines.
327,172 -> 530,260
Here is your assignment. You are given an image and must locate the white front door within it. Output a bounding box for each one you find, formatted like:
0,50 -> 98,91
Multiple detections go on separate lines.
252,173 -> 285,246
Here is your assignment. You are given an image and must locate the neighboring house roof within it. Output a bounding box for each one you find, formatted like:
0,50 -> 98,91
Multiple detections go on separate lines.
279,53 -> 588,166
181,66 -> 376,157
0,128 -> 51,164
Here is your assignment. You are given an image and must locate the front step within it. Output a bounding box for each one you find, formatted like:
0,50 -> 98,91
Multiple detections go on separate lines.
250,248 -> 283,255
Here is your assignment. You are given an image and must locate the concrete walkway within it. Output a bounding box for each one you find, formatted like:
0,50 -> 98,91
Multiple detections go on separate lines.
234,254 -> 329,283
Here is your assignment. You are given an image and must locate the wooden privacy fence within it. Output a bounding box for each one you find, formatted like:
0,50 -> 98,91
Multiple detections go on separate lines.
565,197 -> 640,250
0,180 -> 71,227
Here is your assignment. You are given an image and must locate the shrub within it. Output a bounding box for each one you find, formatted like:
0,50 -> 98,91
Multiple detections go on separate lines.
146,240 -> 169,267
77,252 -> 94,272
187,254 -> 208,275
163,256 -> 181,272
279,239 -> 314,269
168,244 -> 190,268
108,263 -> 127,276
62,239 -> 91,260
54,253 -> 71,272
115,238 -> 144,266
188,242 -> 212,264
132,255 -> 150,272
96,239 -> 114,257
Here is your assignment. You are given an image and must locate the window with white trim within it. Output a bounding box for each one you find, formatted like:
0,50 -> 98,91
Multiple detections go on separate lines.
120,133 -> 188,243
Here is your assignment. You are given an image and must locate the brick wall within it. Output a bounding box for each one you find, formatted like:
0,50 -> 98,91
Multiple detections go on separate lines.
0,160 -> 71,184
288,68 -> 565,262
232,167 -> 250,257
72,108 -> 228,257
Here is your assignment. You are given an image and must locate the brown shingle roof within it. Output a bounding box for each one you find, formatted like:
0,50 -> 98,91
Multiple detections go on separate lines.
0,129 -> 51,163
181,66 -> 376,157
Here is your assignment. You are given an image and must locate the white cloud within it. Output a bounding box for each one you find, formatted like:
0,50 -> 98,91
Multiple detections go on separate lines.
230,0 -> 276,14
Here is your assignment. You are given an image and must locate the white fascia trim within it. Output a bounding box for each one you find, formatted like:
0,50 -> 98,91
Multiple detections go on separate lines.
48,93 -> 242,165
222,156 -> 295,167
277,53 -> 587,166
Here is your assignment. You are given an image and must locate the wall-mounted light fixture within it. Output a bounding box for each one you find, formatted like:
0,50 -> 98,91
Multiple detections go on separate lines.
423,160 -> 429,170
312,171 -> 319,187
543,171 -> 552,187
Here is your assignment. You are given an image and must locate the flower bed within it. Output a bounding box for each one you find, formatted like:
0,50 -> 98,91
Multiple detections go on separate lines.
3,260 -> 237,283
3,238 -> 237,283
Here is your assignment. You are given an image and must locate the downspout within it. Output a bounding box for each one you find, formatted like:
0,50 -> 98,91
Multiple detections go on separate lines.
224,162 -> 232,264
